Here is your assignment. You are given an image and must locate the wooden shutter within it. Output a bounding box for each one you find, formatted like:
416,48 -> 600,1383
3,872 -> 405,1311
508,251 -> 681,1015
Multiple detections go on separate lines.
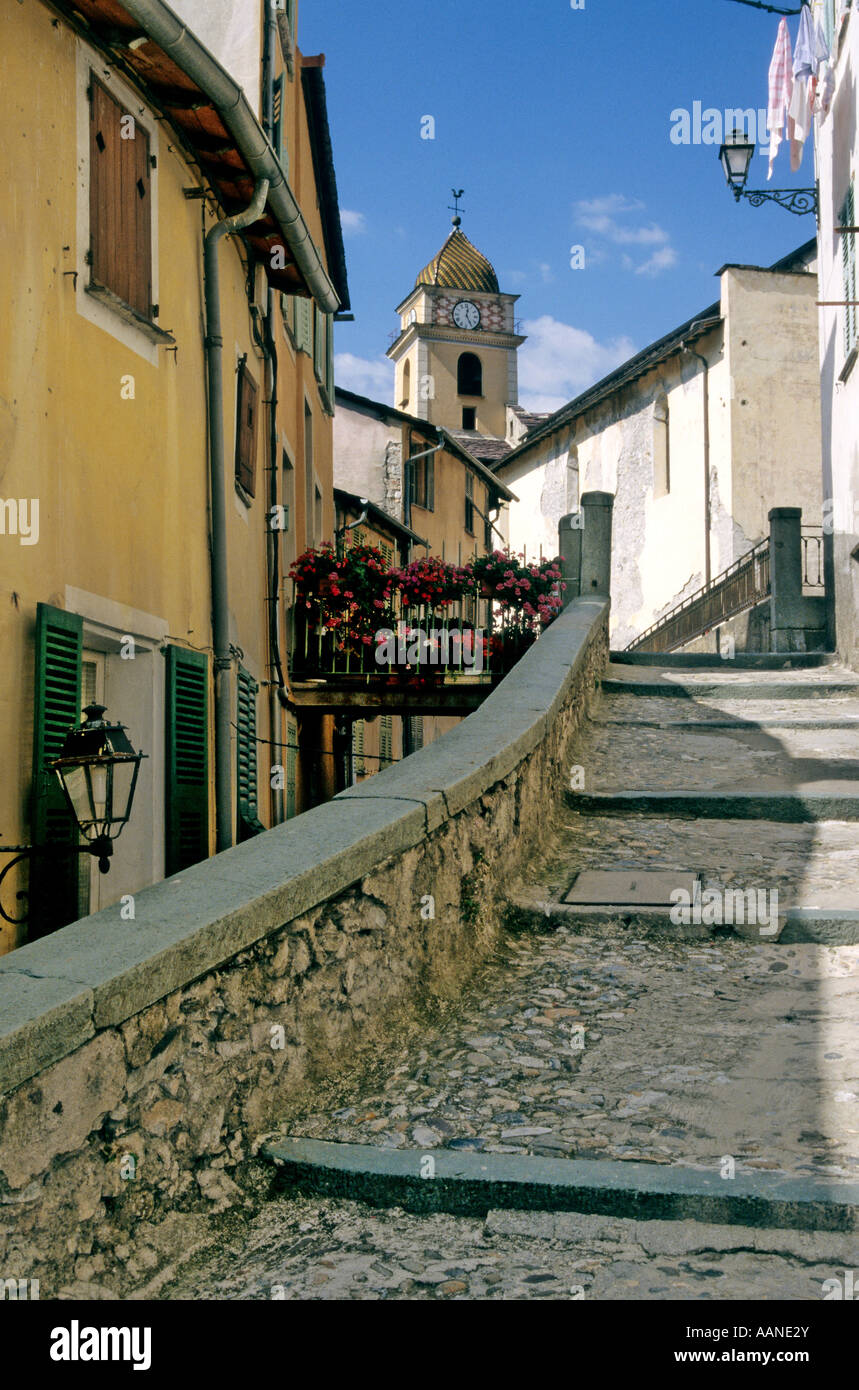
235,360 -> 259,497
237,666 -> 265,839
30,604 -> 83,938
89,78 -> 152,318
165,646 -> 209,875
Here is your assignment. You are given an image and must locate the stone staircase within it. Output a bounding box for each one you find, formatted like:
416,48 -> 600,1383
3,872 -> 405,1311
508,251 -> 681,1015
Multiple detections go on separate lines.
511,652 -> 859,946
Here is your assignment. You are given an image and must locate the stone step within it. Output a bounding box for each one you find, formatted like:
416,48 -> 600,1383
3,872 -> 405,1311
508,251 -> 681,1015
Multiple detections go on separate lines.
574,719 -> 859,798
603,678 -> 859,699
550,812 -> 859,911
565,788 -> 859,821
507,894 -> 859,946
592,693 -> 859,729
610,651 -> 838,670
262,1137 -> 859,1233
602,661 -> 859,701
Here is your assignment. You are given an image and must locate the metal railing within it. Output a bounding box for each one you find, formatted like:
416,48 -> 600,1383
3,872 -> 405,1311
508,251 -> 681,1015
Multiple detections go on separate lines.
291,595 -> 512,684
801,527 -> 825,589
625,539 -> 771,654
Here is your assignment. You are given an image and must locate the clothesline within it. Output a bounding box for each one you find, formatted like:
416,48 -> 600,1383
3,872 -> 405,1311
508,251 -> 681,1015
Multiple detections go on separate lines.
725,1 -> 805,15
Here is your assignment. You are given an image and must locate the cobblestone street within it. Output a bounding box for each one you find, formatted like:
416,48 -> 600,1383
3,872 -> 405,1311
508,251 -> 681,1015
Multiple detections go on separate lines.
159,659 -> 859,1302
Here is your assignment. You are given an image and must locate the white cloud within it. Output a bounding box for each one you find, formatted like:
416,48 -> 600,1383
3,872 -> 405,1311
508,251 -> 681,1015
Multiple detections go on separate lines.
517,316 -> 636,414
340,209 -> 367,236
575,193 -> 677,275
334,353 -> 393,399
636,246 -> 679,277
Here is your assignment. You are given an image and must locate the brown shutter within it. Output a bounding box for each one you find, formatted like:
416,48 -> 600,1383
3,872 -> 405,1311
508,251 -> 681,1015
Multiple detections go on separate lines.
89,78 -> 152,318
235,361 -> 259,497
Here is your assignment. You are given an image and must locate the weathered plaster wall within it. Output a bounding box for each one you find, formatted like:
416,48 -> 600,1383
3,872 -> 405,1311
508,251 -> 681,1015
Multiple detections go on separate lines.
817,8 -> 859,668
0,599 -> 609,1293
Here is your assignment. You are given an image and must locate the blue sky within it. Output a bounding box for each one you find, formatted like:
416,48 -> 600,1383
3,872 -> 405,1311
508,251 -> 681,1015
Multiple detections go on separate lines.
300,0 -> 818,413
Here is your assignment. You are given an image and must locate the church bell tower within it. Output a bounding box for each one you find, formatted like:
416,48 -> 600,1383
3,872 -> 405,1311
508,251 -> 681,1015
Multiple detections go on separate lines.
386,202 -> 525,442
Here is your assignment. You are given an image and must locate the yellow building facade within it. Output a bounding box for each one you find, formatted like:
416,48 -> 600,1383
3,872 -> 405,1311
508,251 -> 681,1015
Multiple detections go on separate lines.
0,0 -> 347,952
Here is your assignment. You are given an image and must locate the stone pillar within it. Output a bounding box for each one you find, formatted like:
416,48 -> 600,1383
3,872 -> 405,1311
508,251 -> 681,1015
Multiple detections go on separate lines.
580,491 -> 614,599
769,507 -> 805,652
558,513 -> 583,607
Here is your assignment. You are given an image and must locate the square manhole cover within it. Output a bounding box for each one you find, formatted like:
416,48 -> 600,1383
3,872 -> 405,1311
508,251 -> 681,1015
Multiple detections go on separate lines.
564,870 -> 700,906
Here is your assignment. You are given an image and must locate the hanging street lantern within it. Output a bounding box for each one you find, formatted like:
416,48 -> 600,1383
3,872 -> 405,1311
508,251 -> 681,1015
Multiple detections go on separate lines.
51,704 -> 146,874
719,129 -> 755,195
717,128 -> 818,217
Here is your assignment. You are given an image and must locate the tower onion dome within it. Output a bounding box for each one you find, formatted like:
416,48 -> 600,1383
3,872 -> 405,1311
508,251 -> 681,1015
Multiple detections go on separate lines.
415,228 -> 500,294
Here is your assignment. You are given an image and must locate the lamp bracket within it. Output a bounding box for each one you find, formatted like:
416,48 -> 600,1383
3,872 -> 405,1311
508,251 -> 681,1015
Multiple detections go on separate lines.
733,186 -> 819,216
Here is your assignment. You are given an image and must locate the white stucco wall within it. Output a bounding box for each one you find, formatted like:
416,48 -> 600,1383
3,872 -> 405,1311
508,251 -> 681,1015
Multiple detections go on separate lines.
334,405 -> 404,521
817,6 -> 859,667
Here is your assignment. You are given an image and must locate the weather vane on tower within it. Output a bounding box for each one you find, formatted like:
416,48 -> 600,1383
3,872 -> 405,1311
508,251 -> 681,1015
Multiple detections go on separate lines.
449,188 -> 465,228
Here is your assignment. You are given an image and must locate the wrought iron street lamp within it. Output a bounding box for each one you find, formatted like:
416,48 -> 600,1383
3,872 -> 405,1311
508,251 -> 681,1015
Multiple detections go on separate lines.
0,704 -> 146,924
718,128 -> 819,216
52,705 -> 146,873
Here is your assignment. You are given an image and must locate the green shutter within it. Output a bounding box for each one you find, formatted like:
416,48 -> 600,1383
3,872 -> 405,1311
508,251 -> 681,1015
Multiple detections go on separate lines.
30,603 -> 83,937
313,306 -> 325,383
842,184 -> 857,356
325,311 -> 335,401
286,716 -> 297,818
380,715 -> 393,768
352,720 -> 365,777
165,645 -> 209,875
237,665 -> 265,840
296,297 -> 312,354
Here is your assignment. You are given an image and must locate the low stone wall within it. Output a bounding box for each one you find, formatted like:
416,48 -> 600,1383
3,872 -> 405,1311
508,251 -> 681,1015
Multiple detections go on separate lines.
0,597 -> 608,1291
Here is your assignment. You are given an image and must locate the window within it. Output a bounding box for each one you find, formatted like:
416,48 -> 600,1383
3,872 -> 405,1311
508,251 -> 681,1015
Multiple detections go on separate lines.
457,352 -> 483,397
410,716 -> 424,751
401,360 -> 411,410
314,483 -> 323,545
409,445 -> 435,511
462,406 -> 476,430
653,392 -> 670,498
465,471 -> 475,533
235,359 -> 259,498
89,77 -> 153,319
236,666 -> 265,841
379,540 -> 394,567
165,645 -> 209,876
840,183 -> 857,360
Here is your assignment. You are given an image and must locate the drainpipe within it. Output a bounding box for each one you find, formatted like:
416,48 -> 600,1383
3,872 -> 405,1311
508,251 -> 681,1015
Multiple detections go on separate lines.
205,177 -> 270,853
681,334 -> 712,588
262,0 -> 285,824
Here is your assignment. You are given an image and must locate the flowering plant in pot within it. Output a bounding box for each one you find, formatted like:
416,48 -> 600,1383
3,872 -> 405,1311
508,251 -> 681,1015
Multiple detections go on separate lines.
395,556 -> 475,612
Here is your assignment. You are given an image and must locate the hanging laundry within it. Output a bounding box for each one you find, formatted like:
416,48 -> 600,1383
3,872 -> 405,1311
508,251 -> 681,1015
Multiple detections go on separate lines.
789,74 -> 812,170
767,17 -> 793,180
792,2 -> 817,81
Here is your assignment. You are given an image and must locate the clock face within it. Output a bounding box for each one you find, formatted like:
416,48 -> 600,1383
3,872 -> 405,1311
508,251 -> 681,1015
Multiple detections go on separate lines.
453,300 -> 481,330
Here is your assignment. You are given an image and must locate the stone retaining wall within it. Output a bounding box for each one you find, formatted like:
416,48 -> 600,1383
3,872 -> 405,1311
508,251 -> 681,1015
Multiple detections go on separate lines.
0,597 -> 608,1291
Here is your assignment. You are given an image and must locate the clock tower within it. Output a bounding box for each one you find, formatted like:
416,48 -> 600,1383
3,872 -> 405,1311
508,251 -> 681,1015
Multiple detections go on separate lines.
387,219 -> 526,441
